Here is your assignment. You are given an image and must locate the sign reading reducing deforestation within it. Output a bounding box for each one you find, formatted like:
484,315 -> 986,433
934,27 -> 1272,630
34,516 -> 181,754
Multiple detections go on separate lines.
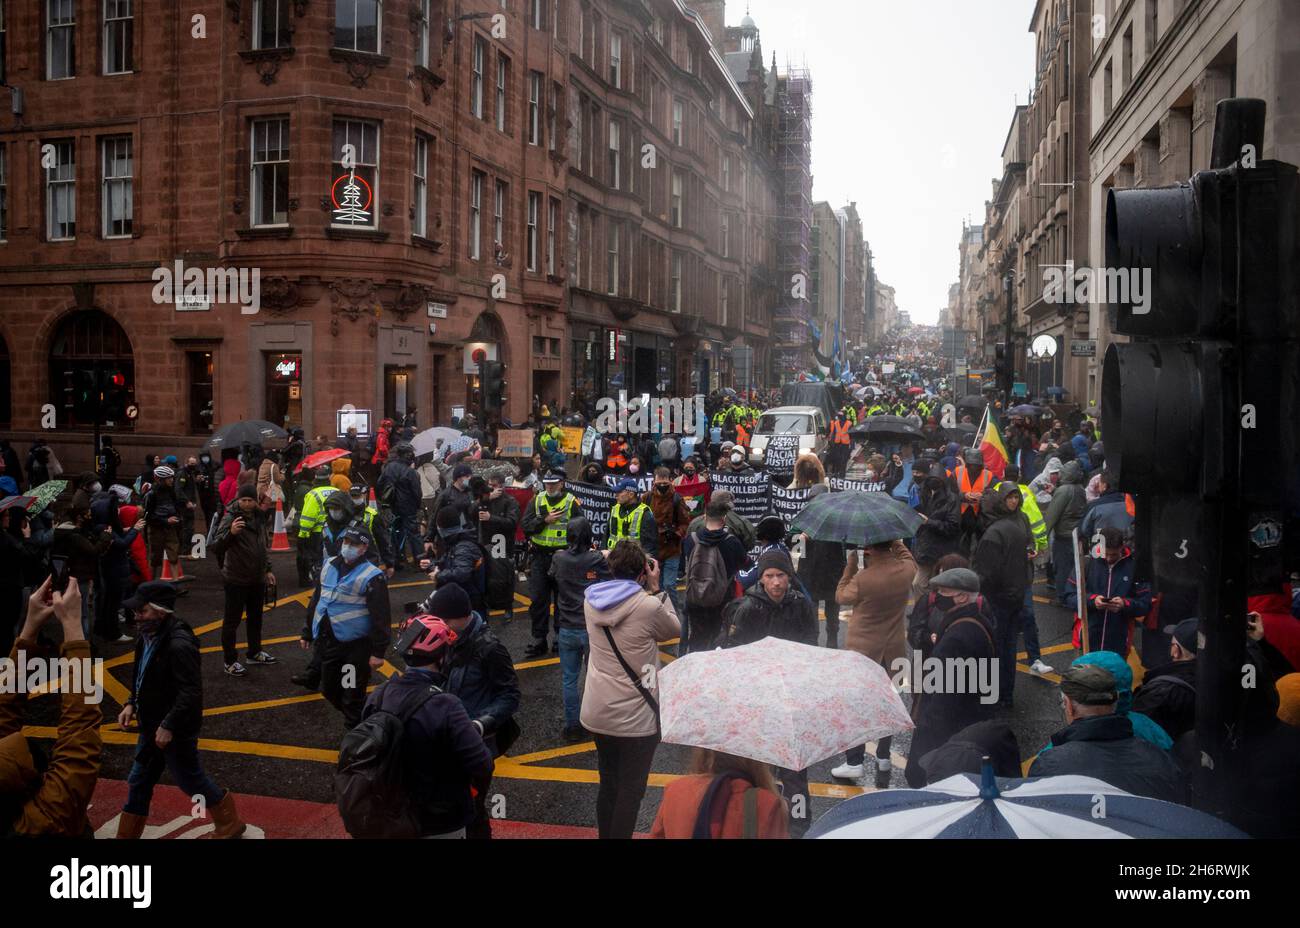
497,429 -> 535,458
764,435 -> 800,474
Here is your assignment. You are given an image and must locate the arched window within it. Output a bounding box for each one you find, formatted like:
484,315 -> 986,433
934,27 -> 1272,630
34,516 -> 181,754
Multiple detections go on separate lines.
48,310 -> 136,429
0,334 -> 10,428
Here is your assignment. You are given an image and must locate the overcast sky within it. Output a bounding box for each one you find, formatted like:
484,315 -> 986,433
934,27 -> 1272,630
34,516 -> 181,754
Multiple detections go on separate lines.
729,0 -> 1037,325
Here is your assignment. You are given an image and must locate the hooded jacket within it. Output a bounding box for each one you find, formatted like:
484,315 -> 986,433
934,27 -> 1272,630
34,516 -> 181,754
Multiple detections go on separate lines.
218,459 -> 242,507
1078,489 -> 1134,543
379,457 -> 424,516
550,517 -> 612,630
433,524 -> 489,611
1028,714 -> 1182,803
118,504 -> 152,583
437,614 -> 520,755
972,482 -> 1031,610
51,520 -> 108,582
913,477 -> 962,565
211,499 -> 271,586
1069,434 -> 1093,473
581,579 -> 681,737
1131,659 -> 1197,741
1041,460 -> 1087,539
0,638 -> 101,836
719,582 -> 819,648
1064,546 -> 1151,654
1029,458 -> 1062,505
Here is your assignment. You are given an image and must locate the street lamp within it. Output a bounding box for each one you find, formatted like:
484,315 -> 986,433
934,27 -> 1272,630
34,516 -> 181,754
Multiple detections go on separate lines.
445,10 -> 494,43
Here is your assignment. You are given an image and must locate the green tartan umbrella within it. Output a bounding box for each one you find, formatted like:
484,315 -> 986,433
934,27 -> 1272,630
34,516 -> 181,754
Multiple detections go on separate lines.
790,489 -> 923,546
26,479 -> 69,514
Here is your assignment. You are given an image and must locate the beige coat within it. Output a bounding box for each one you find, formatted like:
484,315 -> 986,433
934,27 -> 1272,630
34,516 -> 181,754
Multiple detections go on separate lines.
581,580 -> 681,738
835,541 -> 916,670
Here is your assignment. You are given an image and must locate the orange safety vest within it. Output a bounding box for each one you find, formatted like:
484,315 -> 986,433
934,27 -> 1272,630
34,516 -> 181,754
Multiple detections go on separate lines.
736,422 -> 751,447
956,465 -> 993,514
1124,494 -> 1136,517
830,419 -> 852,445
606,443 -> 628,469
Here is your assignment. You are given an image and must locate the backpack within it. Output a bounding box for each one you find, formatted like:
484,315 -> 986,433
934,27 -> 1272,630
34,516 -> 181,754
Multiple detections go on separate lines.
685,537 -> 731,608
485,555 -> 515,610
334,683 -> 441,838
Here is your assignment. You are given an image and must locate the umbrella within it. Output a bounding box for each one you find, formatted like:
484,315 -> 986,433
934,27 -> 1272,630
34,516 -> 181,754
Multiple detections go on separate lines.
411,426 -> 461,457
659,637 -> 913,770
944,424 -> 978,445
25,479 -> 68,514
790,489 -> 923,545
908,386 -> 924,395
849,415 -> 922,441
1008,404 -> 1041,417
0,495 -> 36,514
956,395 -> 989,412
446,434 -> 476,457
204,419 -> 288,451
296,447 -> 350,474
808,766 -> 1247,839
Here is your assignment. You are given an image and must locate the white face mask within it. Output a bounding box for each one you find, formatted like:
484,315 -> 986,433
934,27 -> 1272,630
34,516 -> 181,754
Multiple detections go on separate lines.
340,543 -> 363,563
730,453 -> 744,466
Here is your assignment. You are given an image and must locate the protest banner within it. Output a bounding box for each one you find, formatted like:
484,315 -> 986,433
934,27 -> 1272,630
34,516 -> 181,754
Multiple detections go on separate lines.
763,435 -> 800,475
568,479 -> 619,545
580,426 -> 600,457
769,484 -> 815,525
604,474 -> 654,494
497,429 -> 535,458
830,477 -> 888,493
709,471 -> 771,522
560,427 -> 585,455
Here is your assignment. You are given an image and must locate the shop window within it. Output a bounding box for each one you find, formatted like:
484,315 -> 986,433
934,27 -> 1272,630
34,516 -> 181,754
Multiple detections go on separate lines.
265,352 -> 302,428
48,310 -> 135,429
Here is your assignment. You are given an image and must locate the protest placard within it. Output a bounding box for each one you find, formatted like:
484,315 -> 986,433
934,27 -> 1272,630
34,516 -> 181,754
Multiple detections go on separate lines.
830,477 -> 889,493
709,471 -> 771,522
497,429 -> 535,458
568,479 -> 619,545
763,435 -> 800,475
560,427 -> 585,455
769,484 -> 815,525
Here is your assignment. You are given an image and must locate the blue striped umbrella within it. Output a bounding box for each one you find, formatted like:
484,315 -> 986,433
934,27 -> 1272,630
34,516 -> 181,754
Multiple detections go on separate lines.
808,765 -> 1246,839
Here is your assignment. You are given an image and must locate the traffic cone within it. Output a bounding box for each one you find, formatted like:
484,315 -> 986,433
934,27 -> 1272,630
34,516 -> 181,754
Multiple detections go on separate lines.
368,485 -> 377,507
271,498 -> 291,552
161,551 -> 175,581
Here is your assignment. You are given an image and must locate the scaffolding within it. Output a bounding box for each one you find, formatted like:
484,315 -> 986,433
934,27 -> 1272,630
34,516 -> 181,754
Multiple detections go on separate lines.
773,66 -> 814,379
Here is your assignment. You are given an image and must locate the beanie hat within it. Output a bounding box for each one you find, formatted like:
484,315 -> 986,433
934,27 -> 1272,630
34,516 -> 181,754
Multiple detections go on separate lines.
756,549 -> 794,579
237,484 -> 258,500
452,463 -> 473,480
425,583 -> 472,621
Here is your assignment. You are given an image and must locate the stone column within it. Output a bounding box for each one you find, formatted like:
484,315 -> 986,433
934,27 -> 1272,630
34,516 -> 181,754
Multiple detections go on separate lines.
1159,108 -> 1193,185
1133,137 -> 1160,187
1192,68 -> 1235,171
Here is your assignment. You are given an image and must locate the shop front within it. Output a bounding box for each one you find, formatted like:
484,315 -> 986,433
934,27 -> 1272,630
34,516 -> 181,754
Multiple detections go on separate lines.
570,322 -> 675,418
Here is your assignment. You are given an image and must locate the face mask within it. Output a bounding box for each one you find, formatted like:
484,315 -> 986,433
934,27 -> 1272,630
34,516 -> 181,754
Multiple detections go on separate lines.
340,543 -> 363,563
932,594 -> 956,611
547,487 -> 563,499
90,483 -> 102,493
629,465 -> 640,474
200,455 -> 211,465
730,454 -> 744,466
456,479 -> 468,490
684,470 -> 696,478
327,508 -> 345,521
656,484 -> 671,494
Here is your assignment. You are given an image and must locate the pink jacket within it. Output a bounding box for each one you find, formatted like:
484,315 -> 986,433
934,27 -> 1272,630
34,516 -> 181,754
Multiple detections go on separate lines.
581,580 -> 681,738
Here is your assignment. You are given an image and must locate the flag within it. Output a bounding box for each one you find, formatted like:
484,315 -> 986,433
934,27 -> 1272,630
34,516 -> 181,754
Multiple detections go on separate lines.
976,411 -> 1010,478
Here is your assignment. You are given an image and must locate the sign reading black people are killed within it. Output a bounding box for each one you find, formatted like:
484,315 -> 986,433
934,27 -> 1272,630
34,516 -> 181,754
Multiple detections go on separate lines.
769,485 -> 815,525
709,471 -> 771,522
830,477 -> 888,494
763,435 -> 800,475
568,479 -> 619,546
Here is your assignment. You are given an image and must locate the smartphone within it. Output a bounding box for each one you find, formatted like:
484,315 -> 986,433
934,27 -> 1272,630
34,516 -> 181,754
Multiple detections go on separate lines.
50,556 -> 70,593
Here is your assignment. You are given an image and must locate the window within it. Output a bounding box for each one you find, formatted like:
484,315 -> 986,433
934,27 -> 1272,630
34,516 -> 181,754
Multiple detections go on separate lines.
651,16 -> 663,45
101,136 -> 132,238
47,0 -> 76,79
529,0 -> 543,30
0,2 -> 6,83
552,0 -> 559,39
265,352 -> 302,428
494,179 -> 506,253
471,37 -> 486,118
1122,24 -> 1133,90
1103,59 -> 1113,116
45,139 -> 75,240
608,119 -> 620,190
251,118 -> 290,227
496,54 -> 508,132
188,351 -> 214,434
686,40 -> 695,74
415,0 -> 429,66
469,170 -> 483,259
253,0 -> 290,50
527,191 -> 540,271
671,170 -> 682,228
576,98 -> 585,169
1145,0 -> 1158,55
334,0 -> 380,53
606,221 -> 619,295
547,82 -> 558,152
0,145 -> 6,241
331,119 -> 378,228
720,278 -> 729,327
103,0 -> 132,73
547,196 -> 558,275
672,100 -> 683,145
412,134 -> 428,237
671,251 -> 682,313
528,71 -> 542,145
722,153 -> 730,192
721,212 -> 729,258
48,310 -> 135,430
609,33 -> 621,88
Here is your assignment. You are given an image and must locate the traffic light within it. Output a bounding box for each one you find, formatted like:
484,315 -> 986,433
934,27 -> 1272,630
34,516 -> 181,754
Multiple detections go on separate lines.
100,369 -> 129,422
1100,98 -> 1299,817
482,361 -> 506,414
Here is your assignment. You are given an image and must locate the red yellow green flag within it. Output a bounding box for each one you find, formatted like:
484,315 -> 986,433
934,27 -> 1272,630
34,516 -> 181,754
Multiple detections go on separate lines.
978,414 -> 1010,478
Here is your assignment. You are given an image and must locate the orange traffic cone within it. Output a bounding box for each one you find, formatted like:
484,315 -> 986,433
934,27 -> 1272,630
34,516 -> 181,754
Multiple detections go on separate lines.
161,551 -> 175,581
271,498 -> 291,552
367,486 -> 377,507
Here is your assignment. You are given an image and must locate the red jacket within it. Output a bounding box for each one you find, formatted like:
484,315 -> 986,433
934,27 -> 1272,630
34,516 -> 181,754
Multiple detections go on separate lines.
1251,588 -> 1300,673
218,459 -> 241,506
650,775 -> 788,839
118,504 -> 152,584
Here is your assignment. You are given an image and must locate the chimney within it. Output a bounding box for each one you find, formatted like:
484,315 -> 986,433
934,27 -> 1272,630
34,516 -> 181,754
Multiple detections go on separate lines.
690,0 -> 726,51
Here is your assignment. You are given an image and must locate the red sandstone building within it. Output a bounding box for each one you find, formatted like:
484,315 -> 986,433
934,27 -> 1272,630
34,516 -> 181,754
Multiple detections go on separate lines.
0,0 -> 799,469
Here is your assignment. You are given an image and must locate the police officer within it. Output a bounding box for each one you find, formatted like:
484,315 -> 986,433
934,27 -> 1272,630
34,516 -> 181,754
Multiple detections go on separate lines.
299,525 -> 390,730
348,483 -> 395,576
296,465 -> 335,585
520,470 -> 585,658
607,478 -> 658,556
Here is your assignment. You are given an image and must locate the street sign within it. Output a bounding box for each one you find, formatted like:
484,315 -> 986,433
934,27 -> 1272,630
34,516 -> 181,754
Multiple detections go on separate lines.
1070,339 -> 1097,357
1012,382 -> 1028,397
175,296 -> 210,312
427,302 -> 448,318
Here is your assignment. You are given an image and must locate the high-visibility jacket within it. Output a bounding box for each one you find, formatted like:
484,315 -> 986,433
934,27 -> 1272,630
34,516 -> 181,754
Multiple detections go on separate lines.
829,419 -> 852,445
608,501 -> 650,548
1016,482 -> 1048,553
605,443 -> 628,469
298,485 -> 341,538
867,404 -> 886,417
955,465 -> 994,514
528,492 -> 577,548
311,557 -> 384,642
736,422 -> 751,447
845,406 -> 858,424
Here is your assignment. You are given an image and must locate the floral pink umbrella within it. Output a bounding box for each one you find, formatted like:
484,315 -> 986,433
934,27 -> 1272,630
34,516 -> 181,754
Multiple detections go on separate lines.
658,637 -> 914,770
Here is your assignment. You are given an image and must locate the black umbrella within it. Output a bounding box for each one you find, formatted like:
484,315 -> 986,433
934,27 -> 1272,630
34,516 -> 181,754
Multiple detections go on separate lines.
204,419 -> 289,451
944,424 -> 978,445
849,415 -> 922,441
956,395 -> 989,411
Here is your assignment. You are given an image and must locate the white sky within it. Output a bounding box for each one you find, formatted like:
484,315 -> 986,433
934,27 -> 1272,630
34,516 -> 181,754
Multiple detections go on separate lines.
729,0 -> 1037,325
